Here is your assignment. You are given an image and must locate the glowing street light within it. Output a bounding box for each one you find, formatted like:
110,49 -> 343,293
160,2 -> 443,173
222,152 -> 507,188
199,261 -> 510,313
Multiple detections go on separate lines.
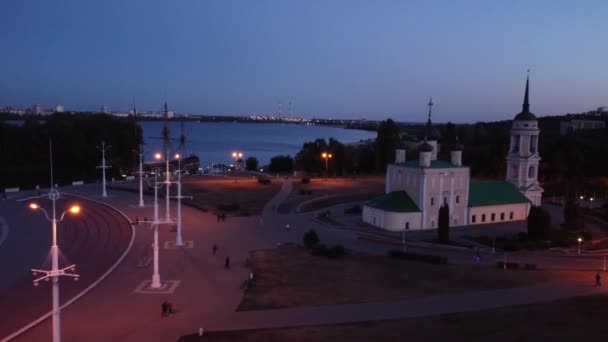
29,199 -> 81,342
321,152 -> 332,180
231,151 -> 243,182
578,237 -> 583,255
155,151 -> 172,222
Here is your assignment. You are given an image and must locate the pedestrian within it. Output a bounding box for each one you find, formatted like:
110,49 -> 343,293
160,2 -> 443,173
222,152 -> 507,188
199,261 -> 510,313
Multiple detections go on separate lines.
167,302 -> 173,315
161,301 -> 168,316
285,224 -> 290,232
221,213 -> 226,221
217,214 -> 220,222
135,216 -> 139,225
224,256 -> 230,270
595,273 -> 602,287
212,244 -> 218,256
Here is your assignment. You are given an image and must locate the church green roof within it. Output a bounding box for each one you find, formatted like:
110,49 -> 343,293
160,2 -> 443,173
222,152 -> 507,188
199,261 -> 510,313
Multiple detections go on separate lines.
468,181 -> 530,207
366,191 -> 421,213
394,160 -> 467,169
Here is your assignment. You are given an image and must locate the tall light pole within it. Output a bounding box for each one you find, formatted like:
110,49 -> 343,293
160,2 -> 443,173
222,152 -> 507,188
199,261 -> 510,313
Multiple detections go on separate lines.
174,154 -> 184,247
29,142 -> 81,342
232,151 -> 243,181
97,141 -> 111,197
137,144 -> 144,207
155,152 -> 173,223
321,152 -> 332,180
141,166 -> 164,288
578,237 -> 583,255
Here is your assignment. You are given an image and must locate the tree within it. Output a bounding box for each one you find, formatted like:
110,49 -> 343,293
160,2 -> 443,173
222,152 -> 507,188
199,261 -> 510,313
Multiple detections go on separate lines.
373,119 -> 400,171
268,155 -> 294,173
438,204 -> 450,243
303,229 -> 320,249
564,200 -> 584,230
245,157 -> 258,171
528,205 -> 552,240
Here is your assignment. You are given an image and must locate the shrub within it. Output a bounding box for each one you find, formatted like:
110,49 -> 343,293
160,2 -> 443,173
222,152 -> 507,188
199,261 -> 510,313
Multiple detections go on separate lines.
311,244 -> 346,258
344,205 -> 362,214
524,263 -> 537,270
301,178 -> 310,184
217,203 -> 240,212
387,250 -> 447,264
303,229 -> 320,249
496,261 -> 519,269
257,177 -> 271,184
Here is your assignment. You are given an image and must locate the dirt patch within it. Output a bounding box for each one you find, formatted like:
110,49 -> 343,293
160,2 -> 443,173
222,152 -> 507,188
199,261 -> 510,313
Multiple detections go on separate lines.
237,245 -> 584,311
282,176 -> 385,213
111,176 -> 281,216
180,294 -> 608,341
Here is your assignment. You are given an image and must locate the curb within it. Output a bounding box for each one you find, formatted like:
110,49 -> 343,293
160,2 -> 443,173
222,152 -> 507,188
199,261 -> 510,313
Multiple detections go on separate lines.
0,217 -> 8,248
1,193 -> 136,342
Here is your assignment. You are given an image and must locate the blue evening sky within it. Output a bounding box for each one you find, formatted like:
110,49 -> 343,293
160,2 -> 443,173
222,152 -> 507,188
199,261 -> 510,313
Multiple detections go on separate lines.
1,0 -> 606,122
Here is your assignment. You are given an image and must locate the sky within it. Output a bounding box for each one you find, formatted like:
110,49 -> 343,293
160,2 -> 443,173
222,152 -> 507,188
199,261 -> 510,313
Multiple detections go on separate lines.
1,0 -> 607,123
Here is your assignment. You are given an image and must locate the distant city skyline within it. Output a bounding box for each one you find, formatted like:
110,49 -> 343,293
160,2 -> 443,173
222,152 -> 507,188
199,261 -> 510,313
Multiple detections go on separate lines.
1,1 -> 607,123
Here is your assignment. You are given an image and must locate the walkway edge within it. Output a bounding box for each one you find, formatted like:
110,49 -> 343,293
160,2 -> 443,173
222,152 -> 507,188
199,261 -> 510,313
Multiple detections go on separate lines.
0,217 -> 8,248
1,194 -> 136,342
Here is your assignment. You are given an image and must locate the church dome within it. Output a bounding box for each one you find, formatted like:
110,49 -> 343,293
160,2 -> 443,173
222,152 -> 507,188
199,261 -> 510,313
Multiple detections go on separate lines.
514,111 -> 536,121
418,141 -> 433,152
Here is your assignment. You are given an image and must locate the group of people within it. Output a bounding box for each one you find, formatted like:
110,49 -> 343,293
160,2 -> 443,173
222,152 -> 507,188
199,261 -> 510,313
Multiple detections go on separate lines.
161,300 -> 173,317
212,243 -> 230,269
216,213 -> 227,222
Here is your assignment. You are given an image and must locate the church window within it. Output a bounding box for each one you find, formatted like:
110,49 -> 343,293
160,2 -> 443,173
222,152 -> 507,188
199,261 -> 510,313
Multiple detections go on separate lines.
512,135 -> 520,152
491,213 -> 495,221
472,215 -> 476,223
405,222 -> 410,230
431,197 -> 435,206
431,220 -> 435,228
509,212 -> 514,220
511,165 -> 518,179
482,214 -> 486,222
500,213 -> 505,220
528,166 -> 536,178
456,195 -> 460,204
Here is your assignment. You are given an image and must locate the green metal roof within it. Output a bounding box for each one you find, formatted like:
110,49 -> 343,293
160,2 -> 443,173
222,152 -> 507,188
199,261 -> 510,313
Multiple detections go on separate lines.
468,181 -> 530,207
394,160 -> 467,169
366,191 -> 421,213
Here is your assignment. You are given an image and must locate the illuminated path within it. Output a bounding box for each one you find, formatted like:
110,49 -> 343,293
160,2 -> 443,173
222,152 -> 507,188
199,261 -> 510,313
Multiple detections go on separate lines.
0,195 -> 133,341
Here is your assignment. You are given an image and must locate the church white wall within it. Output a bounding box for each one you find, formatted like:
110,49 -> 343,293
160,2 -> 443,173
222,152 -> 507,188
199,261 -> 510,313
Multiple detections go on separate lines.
362,205 -> 422,231
468,203 -> 530,226
421,167 -> 470,229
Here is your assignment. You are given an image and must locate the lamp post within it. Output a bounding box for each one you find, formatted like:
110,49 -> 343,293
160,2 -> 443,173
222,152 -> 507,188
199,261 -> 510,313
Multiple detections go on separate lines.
137,144 -> 144,207
401,229 -> 406,253
579,195 -> 584,206
577,237 -> 582,255
29,196 -> 81,342
97,141 -> 111,197
232,151 -> 243,181
141,166 -> 164,288
321,152 -> 332,180
174,153 -> 184,247
590,197 -> 594,209
154,152 -> 173,223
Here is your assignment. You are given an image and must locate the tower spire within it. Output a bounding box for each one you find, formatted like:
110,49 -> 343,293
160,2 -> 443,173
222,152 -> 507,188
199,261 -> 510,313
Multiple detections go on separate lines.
427,97 -> 434,125
522,70 -> 530,113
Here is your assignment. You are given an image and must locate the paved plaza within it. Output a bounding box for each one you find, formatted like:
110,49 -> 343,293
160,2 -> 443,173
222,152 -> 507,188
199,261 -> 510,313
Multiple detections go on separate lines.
1,179 -> 607,341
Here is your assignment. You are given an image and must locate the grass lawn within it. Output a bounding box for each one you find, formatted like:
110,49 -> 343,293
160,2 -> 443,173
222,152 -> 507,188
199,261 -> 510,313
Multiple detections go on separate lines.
180,294 -> 608,341
237,245 -> 585,311
279,176 -> 385,214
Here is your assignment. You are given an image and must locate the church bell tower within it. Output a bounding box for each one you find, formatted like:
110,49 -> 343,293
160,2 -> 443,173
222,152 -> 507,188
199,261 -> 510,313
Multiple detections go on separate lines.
506,73 -> 543,206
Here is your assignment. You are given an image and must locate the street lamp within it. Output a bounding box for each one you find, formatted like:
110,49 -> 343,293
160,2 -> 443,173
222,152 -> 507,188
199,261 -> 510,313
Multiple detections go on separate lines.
590,197 -> 595,209
155,152 -> 172,222
29,196 -> 81,342
174,153 -> 184,247
578,237 -> 582,255
137,144 -> 145,207
232,151 -> 243,170
321,152 -> 332,180
97,141 -> 111,197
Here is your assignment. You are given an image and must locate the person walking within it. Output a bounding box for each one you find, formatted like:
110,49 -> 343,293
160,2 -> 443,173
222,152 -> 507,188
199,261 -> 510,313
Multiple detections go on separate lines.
212,244 -> 218,256
595,273 -> 602,287
161,301 -> 168,316
224,256 -> 230,270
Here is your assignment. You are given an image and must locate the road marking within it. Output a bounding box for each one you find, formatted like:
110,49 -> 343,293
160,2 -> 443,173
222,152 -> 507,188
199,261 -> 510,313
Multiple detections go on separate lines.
0,217 -> 8,248
164,240 -> 194,249
133,280 -> 181,294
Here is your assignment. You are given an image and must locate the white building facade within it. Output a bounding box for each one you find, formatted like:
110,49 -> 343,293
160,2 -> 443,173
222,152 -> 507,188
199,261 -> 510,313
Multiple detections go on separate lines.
363,77 -> 539,232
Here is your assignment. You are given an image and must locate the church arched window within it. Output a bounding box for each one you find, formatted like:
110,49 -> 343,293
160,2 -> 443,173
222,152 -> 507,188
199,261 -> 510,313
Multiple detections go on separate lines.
511,165 -> 518,179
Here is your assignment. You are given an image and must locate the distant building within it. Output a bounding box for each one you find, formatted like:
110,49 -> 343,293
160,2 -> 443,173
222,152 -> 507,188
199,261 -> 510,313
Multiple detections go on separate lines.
32,104 -> 44,115
560,119 -> 606,135
597,106 -> 607,114
167,111 -> 175,119
101,105 -> 109,114
54,104 -> 65,113
362,75 -> 539,231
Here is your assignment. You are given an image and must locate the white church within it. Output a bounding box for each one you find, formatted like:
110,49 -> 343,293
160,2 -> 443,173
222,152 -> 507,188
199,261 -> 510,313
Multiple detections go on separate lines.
362,76 -> 543,231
